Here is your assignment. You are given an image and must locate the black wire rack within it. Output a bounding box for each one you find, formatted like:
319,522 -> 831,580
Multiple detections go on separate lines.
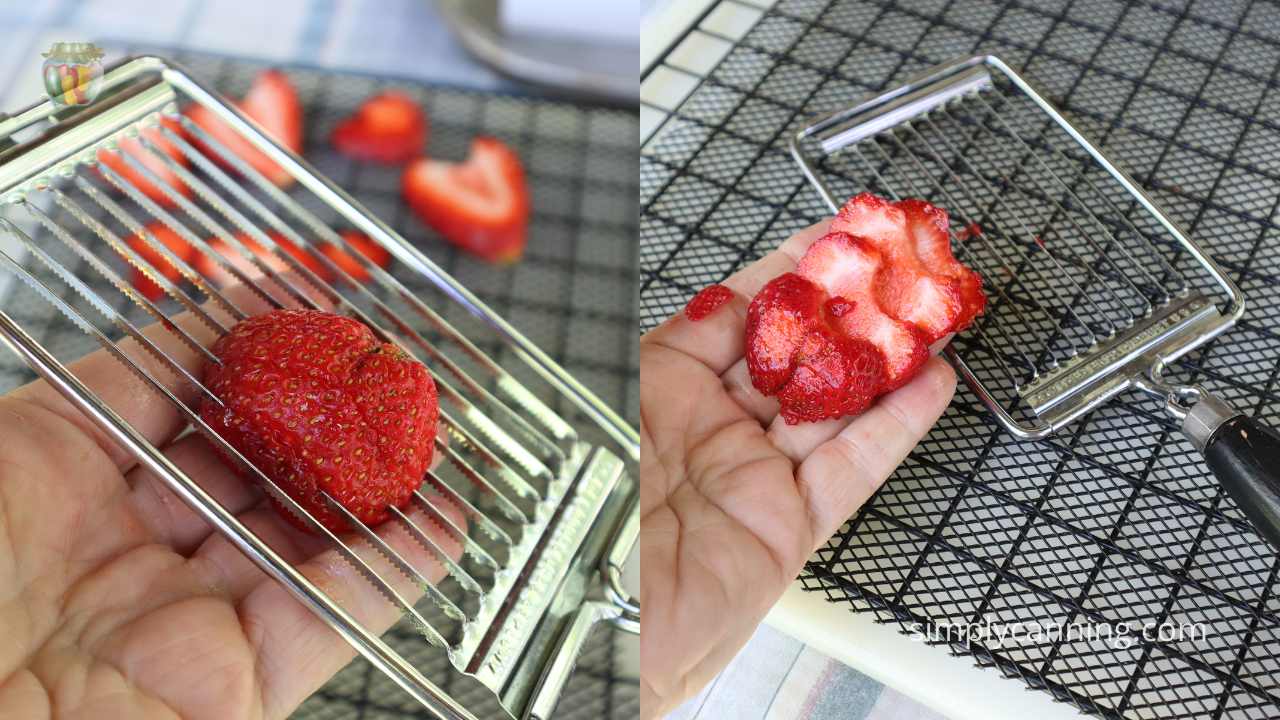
0,49 -> 639,720
641,1 -> 1280,717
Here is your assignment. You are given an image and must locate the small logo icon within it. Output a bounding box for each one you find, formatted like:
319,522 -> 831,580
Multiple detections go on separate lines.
42,42 -> 105,107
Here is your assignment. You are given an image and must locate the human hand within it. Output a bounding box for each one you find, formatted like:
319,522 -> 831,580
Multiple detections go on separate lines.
638,222 -> 957,718
0,282 -> 459,720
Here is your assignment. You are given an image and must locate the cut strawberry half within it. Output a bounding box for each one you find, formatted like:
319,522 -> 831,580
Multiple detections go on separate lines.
97,117 -> 191,206
830,193 -> 973,343
196,232 -> 326,287
331,91 -> 426,164
896,198 -> 987,331
402,137 -> 529,263
185,70 -> 302,187
796,231 -> 930,390
746,271 -> 888,423
318,231 -> 392,283
126,222 -> 194,301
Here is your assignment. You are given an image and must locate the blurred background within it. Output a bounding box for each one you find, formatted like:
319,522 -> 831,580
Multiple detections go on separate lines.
0,1 -> 639,718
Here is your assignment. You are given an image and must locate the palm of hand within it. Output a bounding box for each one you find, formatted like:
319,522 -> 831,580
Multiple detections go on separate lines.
0,395 -> 272,719
638,223 -> 956,719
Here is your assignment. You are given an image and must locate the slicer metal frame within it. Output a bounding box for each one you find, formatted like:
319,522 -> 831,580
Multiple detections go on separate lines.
789,54 -> 1246,439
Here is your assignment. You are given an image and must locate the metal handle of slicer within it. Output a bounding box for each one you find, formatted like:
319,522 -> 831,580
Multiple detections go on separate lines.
1139,372 -> 1280,551
525,492 -> 638,720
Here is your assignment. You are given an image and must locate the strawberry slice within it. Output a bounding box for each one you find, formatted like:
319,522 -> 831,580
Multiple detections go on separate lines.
897,198 -> 986,331
830,193 -> 966,343
318,231 -> 392,283
196,232 -> 326,287
97,117 -> 191,206
126,222 -> 194,301
796,231 -> 929,390
402,137 -> 529,263
331,92 -> 426,164
185,70 -> 302,187
746,271 -> 887,423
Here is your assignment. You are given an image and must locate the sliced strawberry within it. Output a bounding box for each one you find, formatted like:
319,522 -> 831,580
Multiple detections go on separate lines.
185,70 -> 302,187
331,92 -> 426,164
318,231 -> 392,283
98,118 -> 191,206
776,323 -> 885,423
830,193 -> 964,343
196,232 -> 327,287
796,232 -> 929,390
126,222 -> 194,301
746,273 -> 824,395
897,198 -> 987,331
402,137 -> 529,263
746,271 -> 888,423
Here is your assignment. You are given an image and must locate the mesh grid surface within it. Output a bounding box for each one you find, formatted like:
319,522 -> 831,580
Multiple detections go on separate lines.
641,0 -> 1280,717
0,50 -> 639,720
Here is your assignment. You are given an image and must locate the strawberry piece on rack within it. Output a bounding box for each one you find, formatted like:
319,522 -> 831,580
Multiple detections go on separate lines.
197,232 -> 329,287
402,137 -> 529,263
185,70 -> 303,187
126,222 -> 194,301
331,91 -> 427,164
97,117 -> 191,206
318,230 -> 393,283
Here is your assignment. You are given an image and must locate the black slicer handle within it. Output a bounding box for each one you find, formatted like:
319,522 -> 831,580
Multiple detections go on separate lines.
1189,394 -> 1280,550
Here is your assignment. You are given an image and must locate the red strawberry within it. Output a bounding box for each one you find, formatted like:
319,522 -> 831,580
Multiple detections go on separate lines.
896,199 -> 986,331
318,231 -> 393,283
796,232 -> 930,390
97,117 -> 191,206
331,91 -> 426,163
684,284 -> 735,321
185,70 -> 302,186
402,137 -> 529,263
197,232 -> 328,287
746,271 -> 888,423
830,194 -> 968,343
126,222 -> 194,301
831,193 -> 986,337
200,309 -> 438,533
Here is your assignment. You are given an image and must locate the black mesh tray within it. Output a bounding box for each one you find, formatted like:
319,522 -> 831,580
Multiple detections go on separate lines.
641,1 -> 1280,717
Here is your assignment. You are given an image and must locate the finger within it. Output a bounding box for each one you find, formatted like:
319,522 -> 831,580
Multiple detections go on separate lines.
640,221 -> 828,376
124,427 -> 448,557
766,414 -> 855,465
238,496 -> 468,719
122,434 -> 263,553
795,356 -> 956,547
7,279 -> 310,472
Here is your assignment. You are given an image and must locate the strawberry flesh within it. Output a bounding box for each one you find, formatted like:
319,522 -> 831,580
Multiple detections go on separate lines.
745,193 -> 987,424
97,117 -> 190,206
185,70 -> 302,187
684,284 -> 735,321
201,309 -> 438,533
126,222 -> 194,301
746,271 -> 887,423
319,231 -> 392,283
402,137 -> 529,263
796,231 -> 929,390
331,91 -> 426,164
